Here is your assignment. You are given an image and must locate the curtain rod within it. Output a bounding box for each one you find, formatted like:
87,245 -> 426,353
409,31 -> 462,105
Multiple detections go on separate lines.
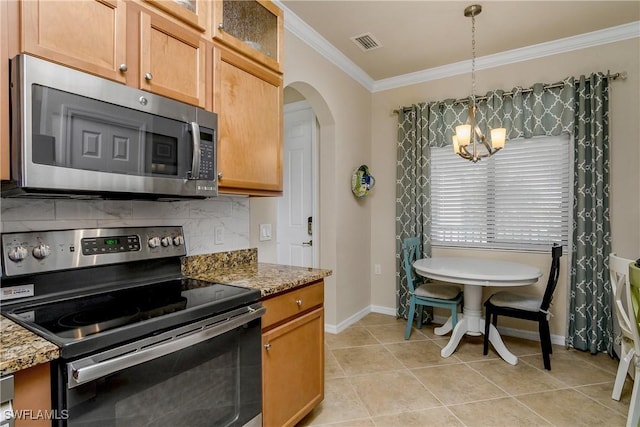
391,71 -> 627,115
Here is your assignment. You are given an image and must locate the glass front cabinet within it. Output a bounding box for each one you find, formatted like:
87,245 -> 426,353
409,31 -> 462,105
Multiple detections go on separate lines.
212,0 -> 283,72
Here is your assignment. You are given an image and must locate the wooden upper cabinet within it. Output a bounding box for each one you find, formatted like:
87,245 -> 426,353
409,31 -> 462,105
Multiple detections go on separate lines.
1,0 -> 11,181
134,7 -> 207,107
214,46 -> 283,195
211,0 -> 283,73
21,0 -> 127,83
142,0 -> 208,33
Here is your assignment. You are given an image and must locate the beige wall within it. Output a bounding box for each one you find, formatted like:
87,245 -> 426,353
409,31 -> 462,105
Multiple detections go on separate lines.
251,31 -> 373,328
253,28 -> 640,336
370,38 -> 640,338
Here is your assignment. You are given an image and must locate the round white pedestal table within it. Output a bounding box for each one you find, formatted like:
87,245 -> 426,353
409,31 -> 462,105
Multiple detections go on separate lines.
413,257 -> 542,365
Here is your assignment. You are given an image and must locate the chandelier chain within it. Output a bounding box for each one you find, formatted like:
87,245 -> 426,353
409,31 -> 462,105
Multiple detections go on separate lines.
471,12 -> 476,104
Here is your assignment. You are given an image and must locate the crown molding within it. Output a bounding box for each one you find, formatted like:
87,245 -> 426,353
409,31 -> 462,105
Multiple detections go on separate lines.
373,21 -> 640,92
274,0 -> 639,94
275,1 -> 376,91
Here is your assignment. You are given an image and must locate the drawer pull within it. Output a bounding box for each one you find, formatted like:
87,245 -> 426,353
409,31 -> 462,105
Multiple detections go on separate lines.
296,299 -> 303,306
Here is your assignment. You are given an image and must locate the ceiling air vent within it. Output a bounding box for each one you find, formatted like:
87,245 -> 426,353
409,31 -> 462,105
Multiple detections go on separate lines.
350,33 -> 382,52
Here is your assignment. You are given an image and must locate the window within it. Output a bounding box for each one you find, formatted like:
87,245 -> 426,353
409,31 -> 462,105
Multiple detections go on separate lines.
430,135 -> 570,251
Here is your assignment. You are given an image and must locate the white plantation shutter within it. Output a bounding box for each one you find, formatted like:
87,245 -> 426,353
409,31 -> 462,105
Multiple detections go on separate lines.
431,135 -> 570,251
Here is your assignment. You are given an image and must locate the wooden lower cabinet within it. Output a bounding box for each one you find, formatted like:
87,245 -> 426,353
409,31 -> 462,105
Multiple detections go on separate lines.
261,282 -> 324,427
13,362 -> 52,427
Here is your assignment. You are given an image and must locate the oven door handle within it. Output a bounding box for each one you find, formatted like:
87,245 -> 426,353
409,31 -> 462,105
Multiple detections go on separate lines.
68,305 -> 265,388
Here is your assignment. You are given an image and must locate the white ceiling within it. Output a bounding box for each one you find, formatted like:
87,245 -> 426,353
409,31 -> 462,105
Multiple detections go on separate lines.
276,1 -> 640,91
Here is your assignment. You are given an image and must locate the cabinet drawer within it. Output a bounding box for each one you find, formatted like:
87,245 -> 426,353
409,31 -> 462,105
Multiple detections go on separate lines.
262,281 -> 323,329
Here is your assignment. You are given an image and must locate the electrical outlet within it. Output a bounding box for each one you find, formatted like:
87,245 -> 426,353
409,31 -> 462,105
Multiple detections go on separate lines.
214,226 -> 224,245
259,224 -> 272,241
374,264 -> 382,275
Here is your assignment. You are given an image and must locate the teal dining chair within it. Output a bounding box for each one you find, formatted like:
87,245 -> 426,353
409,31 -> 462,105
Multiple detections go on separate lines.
402,237 -> 462,340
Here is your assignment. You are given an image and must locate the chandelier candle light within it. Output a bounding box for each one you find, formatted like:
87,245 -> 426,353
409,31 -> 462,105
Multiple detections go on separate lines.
453,4 -> 506,162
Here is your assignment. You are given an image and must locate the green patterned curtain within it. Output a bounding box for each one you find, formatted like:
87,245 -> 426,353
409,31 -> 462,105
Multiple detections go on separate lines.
396,74 -> 611,353
396,104 -> 431,319
567,74 -> 612,354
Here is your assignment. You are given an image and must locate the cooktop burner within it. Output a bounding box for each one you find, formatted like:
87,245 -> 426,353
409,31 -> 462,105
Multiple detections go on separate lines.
57,304 -> 146,339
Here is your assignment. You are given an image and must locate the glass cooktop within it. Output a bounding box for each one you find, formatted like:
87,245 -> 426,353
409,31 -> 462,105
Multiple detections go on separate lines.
2,278 -> 260,358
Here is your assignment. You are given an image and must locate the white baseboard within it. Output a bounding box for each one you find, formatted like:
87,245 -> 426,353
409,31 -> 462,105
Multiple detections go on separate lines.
325,305 -> 566,346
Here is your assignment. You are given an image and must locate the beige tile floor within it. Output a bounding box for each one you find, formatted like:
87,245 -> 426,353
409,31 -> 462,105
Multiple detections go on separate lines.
298,313 -> 634,427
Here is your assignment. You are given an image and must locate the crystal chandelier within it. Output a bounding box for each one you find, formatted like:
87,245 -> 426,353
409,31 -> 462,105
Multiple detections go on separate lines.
452,5 -> 506,162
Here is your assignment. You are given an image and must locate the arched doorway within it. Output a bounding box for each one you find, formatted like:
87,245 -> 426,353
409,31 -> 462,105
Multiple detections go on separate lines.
281,82 -> 338,328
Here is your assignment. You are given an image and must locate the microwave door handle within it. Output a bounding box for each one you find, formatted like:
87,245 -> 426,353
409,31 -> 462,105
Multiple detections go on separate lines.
190,122 -> 201,179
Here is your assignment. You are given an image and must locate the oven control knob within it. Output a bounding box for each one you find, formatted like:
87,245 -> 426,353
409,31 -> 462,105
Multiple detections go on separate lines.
32,244 -> 51,260
8,246 -> 28,262
161,236 -> 173,247
148,237 -> 161,248
173,235 -> 185,246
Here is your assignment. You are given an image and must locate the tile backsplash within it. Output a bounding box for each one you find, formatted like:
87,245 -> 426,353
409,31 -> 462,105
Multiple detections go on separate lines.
0,196 -> 250,256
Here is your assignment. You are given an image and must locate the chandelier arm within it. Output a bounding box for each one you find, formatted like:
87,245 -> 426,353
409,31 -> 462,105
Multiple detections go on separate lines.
475,126 -> 495,154
458,146 -> 474,160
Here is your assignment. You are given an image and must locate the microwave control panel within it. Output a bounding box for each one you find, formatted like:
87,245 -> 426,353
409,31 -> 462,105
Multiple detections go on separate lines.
197,138 -> 215,180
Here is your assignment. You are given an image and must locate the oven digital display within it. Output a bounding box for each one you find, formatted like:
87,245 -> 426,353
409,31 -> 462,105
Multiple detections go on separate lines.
81,235 -> 140,255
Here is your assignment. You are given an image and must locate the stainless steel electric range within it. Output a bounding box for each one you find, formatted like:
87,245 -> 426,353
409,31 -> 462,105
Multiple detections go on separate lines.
1,226 -> 264,427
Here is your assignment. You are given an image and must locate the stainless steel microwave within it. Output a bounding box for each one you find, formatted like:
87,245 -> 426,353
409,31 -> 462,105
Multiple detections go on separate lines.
3,54 -> 218,199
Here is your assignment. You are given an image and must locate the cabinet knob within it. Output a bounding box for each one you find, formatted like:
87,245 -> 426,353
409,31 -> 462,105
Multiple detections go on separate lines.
296,299 -> 303,306
217,172 -> 223,180
119,64 -> 128,72
144,72 -> 153,81
218,23 -> 224,31
264,343 -> 271,350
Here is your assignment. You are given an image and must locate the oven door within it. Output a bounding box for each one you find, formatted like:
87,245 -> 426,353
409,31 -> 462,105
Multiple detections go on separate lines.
54,304 -> 264,427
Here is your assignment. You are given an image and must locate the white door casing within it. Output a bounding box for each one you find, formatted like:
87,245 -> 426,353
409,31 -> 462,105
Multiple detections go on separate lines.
278,101 -> 317,267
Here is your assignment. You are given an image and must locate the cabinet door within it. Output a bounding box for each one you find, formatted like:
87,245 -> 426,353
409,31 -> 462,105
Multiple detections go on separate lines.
214,46 -> 283,194
143,0 -> 208,33
13,362 -> 52,427
262,307 -> 324,427
211,0 -> 282,73
21,0 -> 127,83
138,9 -> 206,107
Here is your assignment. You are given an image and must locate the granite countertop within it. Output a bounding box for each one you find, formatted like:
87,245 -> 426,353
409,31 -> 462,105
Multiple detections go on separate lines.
0,315 -> 59,376
186,262 -> 332,297
182,249 -> 332,297
0,248 -> 331,376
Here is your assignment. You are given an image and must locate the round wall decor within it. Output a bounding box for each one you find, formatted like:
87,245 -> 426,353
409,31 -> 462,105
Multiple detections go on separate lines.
351,165 -> 375,198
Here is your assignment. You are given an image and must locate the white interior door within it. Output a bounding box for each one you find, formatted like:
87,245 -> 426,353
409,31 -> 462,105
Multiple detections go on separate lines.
278,101 -> 315,267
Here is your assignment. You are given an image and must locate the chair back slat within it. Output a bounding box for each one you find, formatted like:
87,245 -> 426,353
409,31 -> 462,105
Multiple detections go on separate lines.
540,244 -> 562,311
402,237 -> 422,293
627,274 -> 640,355
609,253 -> 639,351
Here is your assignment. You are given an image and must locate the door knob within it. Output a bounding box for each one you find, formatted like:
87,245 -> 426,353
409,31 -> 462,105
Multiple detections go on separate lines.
302,240 -> 312,247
